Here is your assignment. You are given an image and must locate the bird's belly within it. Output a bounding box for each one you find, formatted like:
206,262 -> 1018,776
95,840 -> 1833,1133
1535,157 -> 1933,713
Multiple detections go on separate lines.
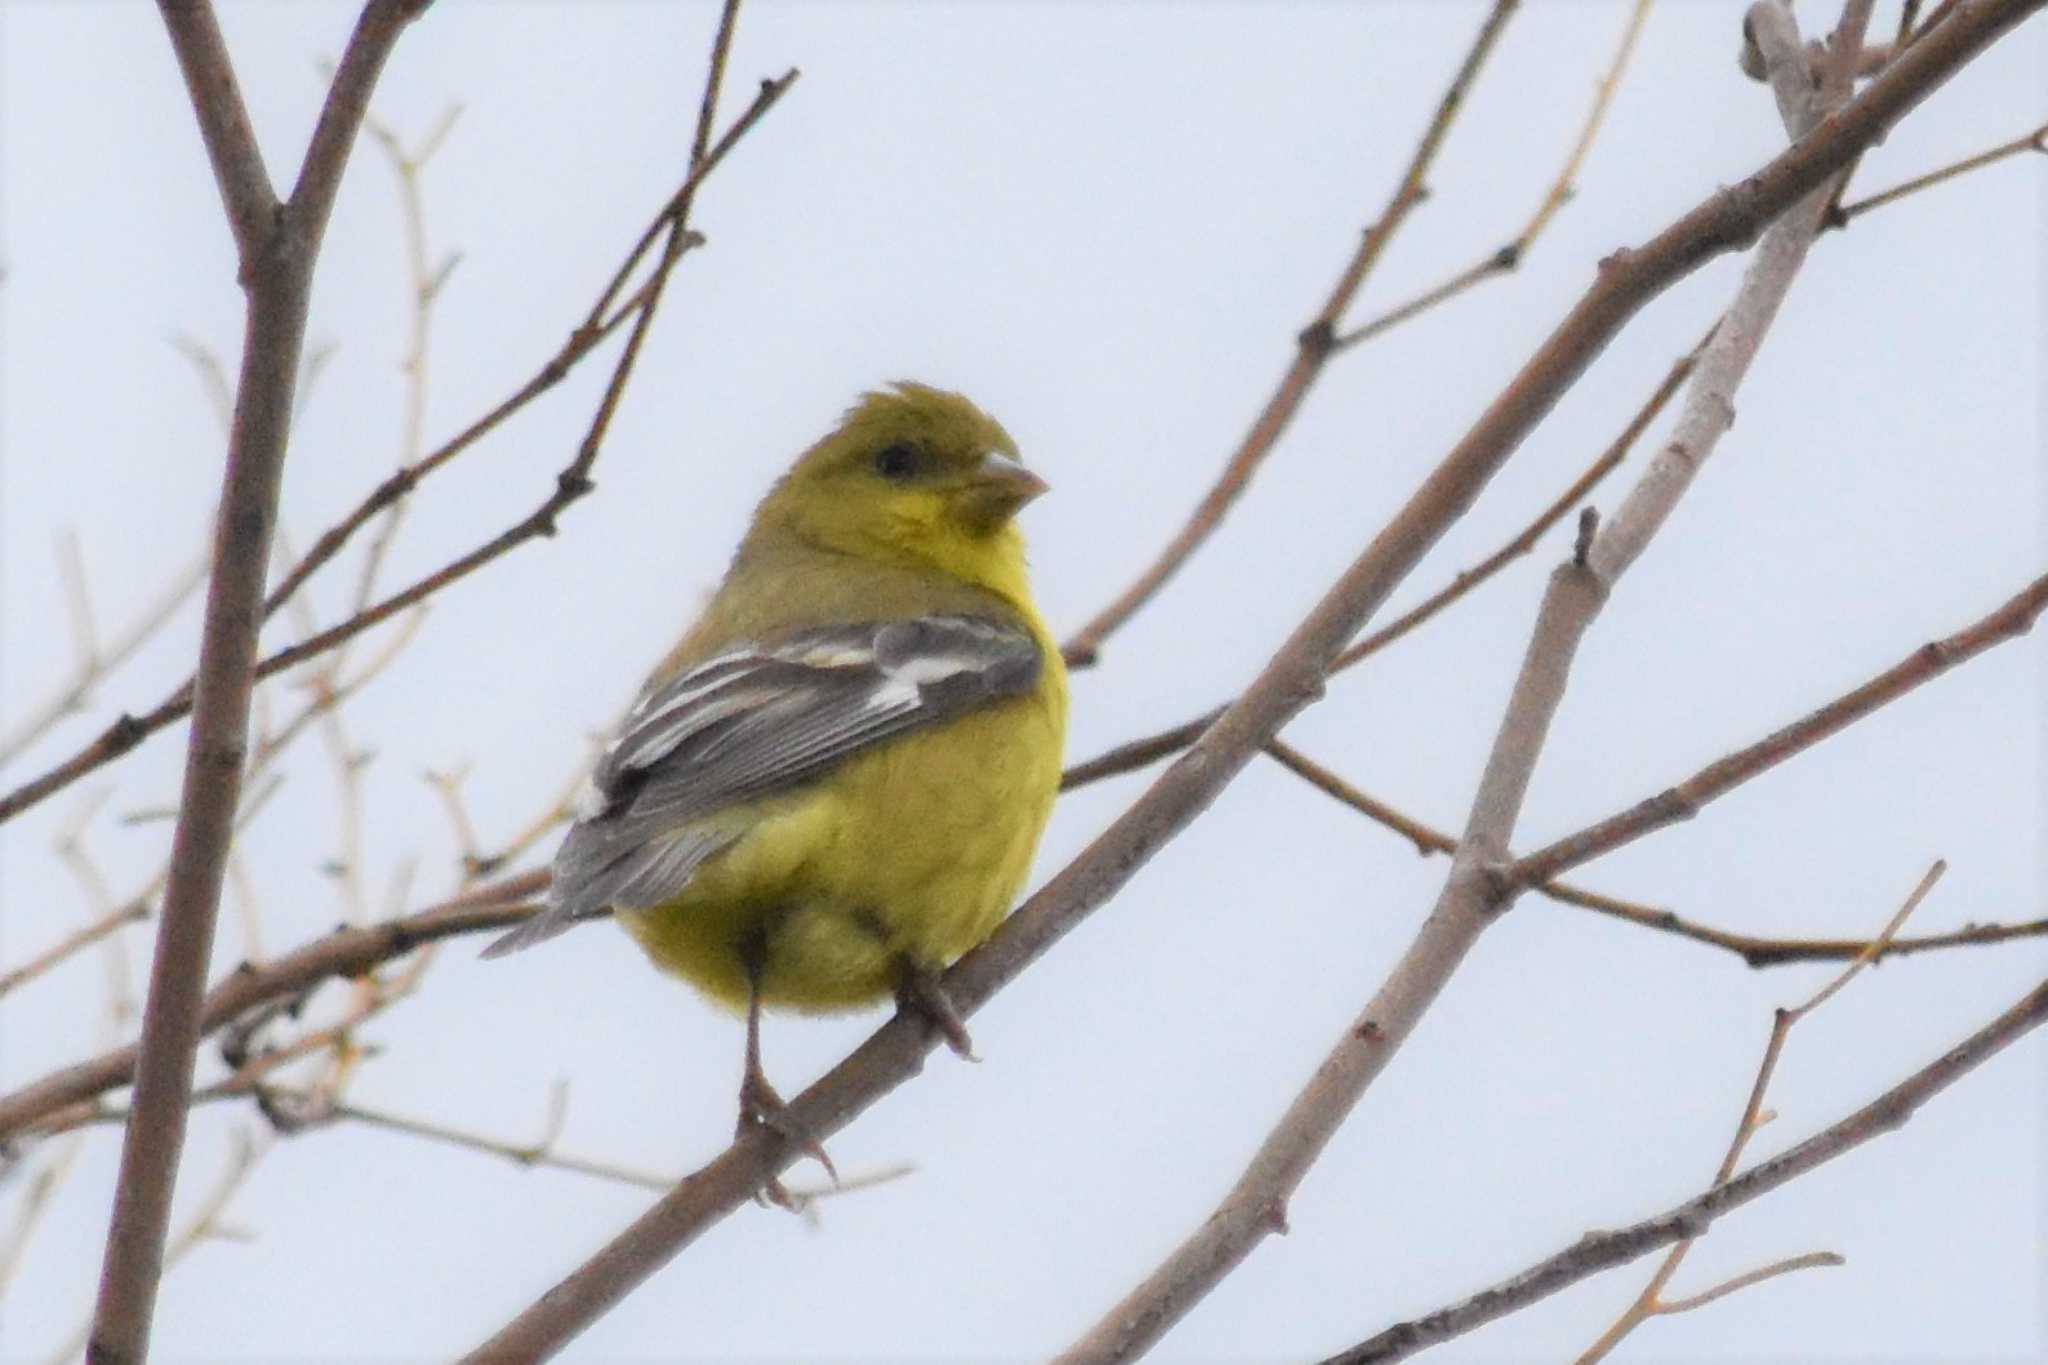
617,698 -> 1060,1014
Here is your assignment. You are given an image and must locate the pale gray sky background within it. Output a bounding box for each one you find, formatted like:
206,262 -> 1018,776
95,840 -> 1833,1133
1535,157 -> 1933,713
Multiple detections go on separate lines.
1,2 -> 2043,1361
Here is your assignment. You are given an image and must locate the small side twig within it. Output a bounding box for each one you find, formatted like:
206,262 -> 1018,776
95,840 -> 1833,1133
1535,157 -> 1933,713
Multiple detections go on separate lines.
0,533 -> 208,769
0,63 -> 801,830
0,872 -> 545,1144
322,1083 -> 674,1192
1331,980 -> 2048,1361
1511,571 -> 2048,888
1831,117 -> 2048,224
1262,741 -> 2047,966
1062,333 -> 1698,793
1332,0 -> 1653,352
1574,860 -> 1942,1363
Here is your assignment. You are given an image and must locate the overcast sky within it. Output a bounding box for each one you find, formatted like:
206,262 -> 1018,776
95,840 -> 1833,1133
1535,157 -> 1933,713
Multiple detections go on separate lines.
2,2 -> 2043,1361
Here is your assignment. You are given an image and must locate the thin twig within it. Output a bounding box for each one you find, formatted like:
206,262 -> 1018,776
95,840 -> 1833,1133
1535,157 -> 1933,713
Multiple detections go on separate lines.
1333,0 -> 1653,352
0,904 -> 149,1002
1650,1251 -> 1844,1315
1333,941 -> 2048,1362
324,1087 -> 674,1191
0,536 -> 209,769
1067,83 -> 2042,795
1575,859 -> 1942,1363
0,872 -> 551,1145
0,1133 -> 86,1295
1263,742 -> 2042,966
0,870 -> 538,1148
1832,117 -> 2048,223
1512,572 -> 2048,888
0,66 -> 801,830
1062,337 -> 1699,793
1059,0 -> 1521,667
334,99 -> 462,681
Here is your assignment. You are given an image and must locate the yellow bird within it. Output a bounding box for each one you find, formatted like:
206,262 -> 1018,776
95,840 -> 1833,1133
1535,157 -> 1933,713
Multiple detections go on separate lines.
487,383 -> 1066,1193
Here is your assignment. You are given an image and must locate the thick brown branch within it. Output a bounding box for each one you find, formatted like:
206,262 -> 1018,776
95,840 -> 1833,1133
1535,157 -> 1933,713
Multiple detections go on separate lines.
90,6 -> 435,1359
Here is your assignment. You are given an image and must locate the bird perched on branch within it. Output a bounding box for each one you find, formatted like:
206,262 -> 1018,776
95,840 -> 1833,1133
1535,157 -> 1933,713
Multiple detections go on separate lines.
486,383 -> 1066,1200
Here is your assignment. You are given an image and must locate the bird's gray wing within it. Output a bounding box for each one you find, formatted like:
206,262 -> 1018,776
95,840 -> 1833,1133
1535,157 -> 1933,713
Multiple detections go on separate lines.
481,614 -> 1043,957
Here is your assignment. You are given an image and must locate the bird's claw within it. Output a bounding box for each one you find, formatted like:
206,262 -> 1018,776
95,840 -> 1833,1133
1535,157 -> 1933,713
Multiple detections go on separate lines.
737,1066 -> 838,1208
895,965 -> 977,1061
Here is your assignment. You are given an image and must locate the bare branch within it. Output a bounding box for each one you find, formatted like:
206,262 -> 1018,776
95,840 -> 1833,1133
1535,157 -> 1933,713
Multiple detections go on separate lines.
1649,1250 -> 1844,1316
464,6 -> 2045,1357
1576,859 -> 1940,1362
1833,117 -> 2048,224
1057,2 -> 1889,1349
0,872 -> 544,1144
1062,336 -> 1700,793
1335,911 -> 2042,1365
91,2 -> 435,1351
288,1 -> 433,255
0,903 -> 148,1002
0,535 -> 208,770
1332,0 -> 1653,352
321,1085 -> 676,1191
0,64 -> 800,831
1264,742 -> 2041,966
1059,0 -> 1519,667
1512,571 -> 2048,887
154,0 -> 275,261
47,1130 -> 266,1365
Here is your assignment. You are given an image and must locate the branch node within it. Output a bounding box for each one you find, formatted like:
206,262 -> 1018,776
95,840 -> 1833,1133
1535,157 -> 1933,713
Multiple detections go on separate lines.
1572,506 -> 1599,566
1477,860 -> 1517,911
1296,319 -> 1337,357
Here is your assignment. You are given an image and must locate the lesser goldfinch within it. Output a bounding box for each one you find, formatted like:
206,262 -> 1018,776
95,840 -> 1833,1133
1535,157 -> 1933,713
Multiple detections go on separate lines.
486,383 -> 1066,1192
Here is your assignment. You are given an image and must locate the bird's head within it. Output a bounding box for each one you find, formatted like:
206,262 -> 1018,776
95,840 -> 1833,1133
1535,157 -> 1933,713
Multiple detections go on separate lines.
753,382 -> 1047,597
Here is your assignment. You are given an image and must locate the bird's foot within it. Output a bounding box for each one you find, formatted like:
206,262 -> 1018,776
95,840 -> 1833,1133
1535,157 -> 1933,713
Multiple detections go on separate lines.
737,1065 -> 838,1208
895,962 -> 977,1061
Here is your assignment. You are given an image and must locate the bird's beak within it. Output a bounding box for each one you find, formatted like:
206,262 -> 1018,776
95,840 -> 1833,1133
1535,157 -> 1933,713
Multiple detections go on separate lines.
974,451 -> 1049,505
956,451 -> 1048,533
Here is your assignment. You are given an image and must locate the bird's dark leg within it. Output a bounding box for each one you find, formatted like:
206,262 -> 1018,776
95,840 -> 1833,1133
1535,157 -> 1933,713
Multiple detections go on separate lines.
735,931 -> 838,1204
894,958 -> 977,1062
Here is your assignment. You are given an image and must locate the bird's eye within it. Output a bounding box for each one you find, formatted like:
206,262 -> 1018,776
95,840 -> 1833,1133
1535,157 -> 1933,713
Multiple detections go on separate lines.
873,443 -> 921,482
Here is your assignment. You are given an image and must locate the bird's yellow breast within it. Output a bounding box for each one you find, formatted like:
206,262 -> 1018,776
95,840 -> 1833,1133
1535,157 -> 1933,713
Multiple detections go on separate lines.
618,663 -> 1065,1014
